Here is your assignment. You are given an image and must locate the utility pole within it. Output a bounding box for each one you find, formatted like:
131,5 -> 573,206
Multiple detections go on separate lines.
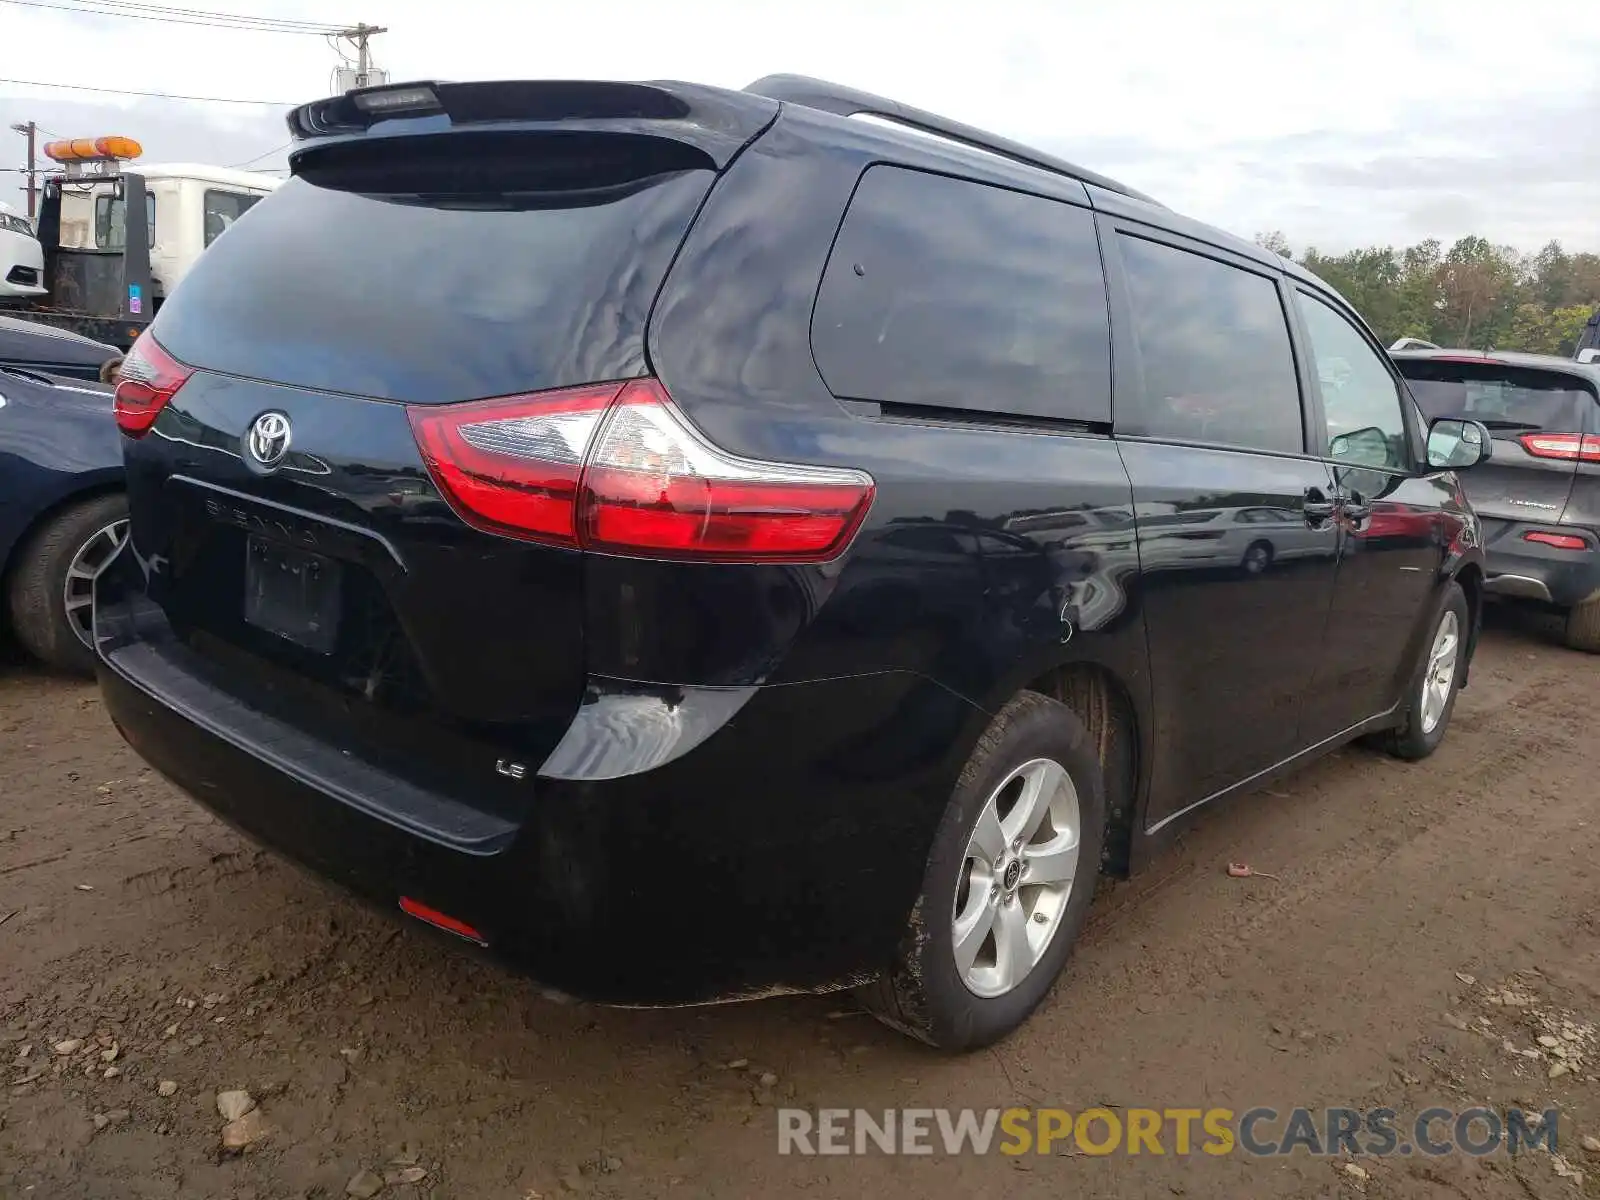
337,23 -> 389,87
9,121 -> 37,219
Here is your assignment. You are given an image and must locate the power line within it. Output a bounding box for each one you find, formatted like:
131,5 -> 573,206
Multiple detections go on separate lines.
0,76 -> 295,105
50,0 -> 340,26
0,0 -> 343,33
228,139 -> 291,168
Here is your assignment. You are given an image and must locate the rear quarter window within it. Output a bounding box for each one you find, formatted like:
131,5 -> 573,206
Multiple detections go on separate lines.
811,165 -> 1111,424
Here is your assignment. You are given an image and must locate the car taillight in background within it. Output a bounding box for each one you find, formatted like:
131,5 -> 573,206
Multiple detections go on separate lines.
1518,433 -> 1600,463
114,336 -> 193,437
408,378 -> 875,562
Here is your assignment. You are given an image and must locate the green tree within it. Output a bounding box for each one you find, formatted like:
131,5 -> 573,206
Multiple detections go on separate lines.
1551,304 -> 1595,356
1508,303 -> 1562,355
1285,233 -> 1596,355
1437,237 -> 1519,349
1255,230 -> 1293,258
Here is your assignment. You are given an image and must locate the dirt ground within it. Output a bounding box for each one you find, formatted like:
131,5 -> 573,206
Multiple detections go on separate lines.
4,607 -> 1600,1199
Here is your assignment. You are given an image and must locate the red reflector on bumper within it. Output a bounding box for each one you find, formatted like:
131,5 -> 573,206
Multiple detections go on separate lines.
1523,531 -> 1588,552
399,896 -> 487,945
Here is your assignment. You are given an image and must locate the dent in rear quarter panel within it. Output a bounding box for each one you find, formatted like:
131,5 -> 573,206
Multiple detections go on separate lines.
640,106 -> 1155,833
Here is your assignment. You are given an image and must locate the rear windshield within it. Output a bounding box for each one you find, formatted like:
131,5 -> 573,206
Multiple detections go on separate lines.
1398,360 -> 1598,436
150,133 -> 716,405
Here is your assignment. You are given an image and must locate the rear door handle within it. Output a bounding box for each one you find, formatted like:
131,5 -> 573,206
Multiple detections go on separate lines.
1303,488 -> 1336,524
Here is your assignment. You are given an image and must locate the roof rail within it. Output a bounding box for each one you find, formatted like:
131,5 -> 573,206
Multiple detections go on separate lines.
743,74 -> 1161,206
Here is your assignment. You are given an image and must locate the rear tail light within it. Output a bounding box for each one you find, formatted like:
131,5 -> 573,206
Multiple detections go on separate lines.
408,378 -> 875,562
1523,530 -> 1589,551
114,335 -> 193,437
406,382 -> 622,545
1519,433 -> 1600,463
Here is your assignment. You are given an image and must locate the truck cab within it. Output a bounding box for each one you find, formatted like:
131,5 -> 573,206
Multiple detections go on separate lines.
58,163 -> 279,314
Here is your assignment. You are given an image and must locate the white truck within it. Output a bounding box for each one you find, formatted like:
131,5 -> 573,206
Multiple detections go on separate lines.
56,162 -> 279,314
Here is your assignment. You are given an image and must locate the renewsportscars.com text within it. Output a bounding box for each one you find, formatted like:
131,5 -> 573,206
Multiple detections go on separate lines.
777,1106 -> 1560,1157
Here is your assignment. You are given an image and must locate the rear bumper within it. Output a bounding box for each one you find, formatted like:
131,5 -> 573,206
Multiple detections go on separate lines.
95,580 -> 980,1005
1482,527 -> 1600,609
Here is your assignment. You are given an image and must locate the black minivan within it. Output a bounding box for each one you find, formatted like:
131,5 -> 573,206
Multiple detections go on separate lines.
94,75 -> 1492,1050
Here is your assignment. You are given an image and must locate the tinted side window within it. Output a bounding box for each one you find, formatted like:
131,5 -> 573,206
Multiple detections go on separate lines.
812,166 -> 1110,423
1118,234 -> 1304,455
203,190 -> 263,247
1295,290 -> 1409,471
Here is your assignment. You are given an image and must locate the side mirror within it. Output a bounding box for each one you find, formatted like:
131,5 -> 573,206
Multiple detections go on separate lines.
1329,425 -> 1389,462
1426,417 -> 1491,470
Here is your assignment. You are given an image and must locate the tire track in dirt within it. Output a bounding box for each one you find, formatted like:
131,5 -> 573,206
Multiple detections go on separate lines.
4,627 -> 1600,1199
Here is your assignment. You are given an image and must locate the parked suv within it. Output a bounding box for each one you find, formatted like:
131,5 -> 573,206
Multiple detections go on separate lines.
1391,349 -> 1600,651
94,75 -> 1491,1050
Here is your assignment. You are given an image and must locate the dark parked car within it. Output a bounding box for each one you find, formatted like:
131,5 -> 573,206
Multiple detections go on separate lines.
1,365 -> 127,674
1391,348 -> 1600,650
0,313 -> 119,382
93,75 -> 1491,1050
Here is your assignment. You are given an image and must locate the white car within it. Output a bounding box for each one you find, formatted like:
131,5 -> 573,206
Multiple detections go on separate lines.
0,202 -> 47,300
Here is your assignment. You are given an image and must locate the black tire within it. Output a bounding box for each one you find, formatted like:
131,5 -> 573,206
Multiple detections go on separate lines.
5,492 -> 127,677
1563,596 -> 1600,653
1241,540 -> 1274,575
1381,580 -> 1468,762
856,690 -> 1107,1051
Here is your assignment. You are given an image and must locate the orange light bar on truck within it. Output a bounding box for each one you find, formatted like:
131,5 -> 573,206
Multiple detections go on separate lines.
42,136 -> 143,163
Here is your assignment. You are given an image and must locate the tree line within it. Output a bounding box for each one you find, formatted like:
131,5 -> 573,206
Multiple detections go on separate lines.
1255,232 -> 1600,357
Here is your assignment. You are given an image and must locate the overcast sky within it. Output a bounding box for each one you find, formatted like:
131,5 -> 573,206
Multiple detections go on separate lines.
2,0 -> 1597,254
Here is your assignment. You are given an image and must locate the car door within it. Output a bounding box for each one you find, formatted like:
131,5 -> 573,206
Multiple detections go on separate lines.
1290,287 -> 1445,737
1102,223 -> 1341,822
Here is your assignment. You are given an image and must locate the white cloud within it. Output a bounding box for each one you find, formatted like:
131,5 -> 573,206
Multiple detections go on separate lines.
2,0 -> 1596,251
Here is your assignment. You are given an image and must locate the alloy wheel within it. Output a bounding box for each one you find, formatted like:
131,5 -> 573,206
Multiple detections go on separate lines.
63,519 -> 129,648
1419,609 -> 1460,735
951,757 -> 1081,999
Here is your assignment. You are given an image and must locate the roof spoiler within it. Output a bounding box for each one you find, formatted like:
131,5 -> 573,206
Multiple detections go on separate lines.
286,79 -> 779,170
743,73 -> 1161,206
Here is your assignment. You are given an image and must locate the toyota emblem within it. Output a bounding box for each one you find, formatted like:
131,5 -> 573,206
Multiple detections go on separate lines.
247,411 -> 292,468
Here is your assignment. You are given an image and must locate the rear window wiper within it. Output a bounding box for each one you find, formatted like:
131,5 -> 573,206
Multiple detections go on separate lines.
1475,419 -> 1544,431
